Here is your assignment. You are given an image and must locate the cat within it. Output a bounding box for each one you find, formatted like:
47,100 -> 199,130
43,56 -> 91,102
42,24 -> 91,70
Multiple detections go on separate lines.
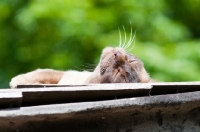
10,28 -> 154,88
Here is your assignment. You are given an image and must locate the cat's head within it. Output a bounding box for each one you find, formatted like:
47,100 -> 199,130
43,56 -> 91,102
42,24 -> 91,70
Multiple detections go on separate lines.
98,47 -> 150,83
87,27 -> 153,84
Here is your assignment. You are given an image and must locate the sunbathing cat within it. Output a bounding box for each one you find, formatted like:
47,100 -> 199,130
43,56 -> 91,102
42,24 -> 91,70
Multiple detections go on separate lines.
10,28 -> 154,88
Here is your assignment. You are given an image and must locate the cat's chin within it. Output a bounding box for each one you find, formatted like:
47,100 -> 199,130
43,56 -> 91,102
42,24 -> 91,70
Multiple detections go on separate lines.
101,47 -> 126,59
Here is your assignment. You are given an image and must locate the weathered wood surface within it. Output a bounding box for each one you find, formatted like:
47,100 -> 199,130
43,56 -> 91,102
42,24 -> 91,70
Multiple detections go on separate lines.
1,82 -> 200,108
0,92 -> 22,109
149,82 -> 200,95
15,81 -> 200,88
0,83 -> 152,107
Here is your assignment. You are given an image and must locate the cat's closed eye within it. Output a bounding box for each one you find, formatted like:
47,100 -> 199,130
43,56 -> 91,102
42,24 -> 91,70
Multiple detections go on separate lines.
128,60 -> 136,63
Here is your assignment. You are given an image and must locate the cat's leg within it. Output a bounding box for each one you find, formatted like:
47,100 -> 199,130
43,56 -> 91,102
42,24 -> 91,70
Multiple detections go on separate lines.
10,69 -> 64,88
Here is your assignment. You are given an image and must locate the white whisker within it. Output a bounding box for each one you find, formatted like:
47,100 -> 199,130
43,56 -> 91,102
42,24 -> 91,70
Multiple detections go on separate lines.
122,25 -> 127,49
74,66 -> 82,71
124,25 -> 133,50
118,22 -> 137,52
84,63 -> 97,67
81,63 -> 97,71
127,31 -> 136,52
118,27 -> 122,48
83,64 -> 95,68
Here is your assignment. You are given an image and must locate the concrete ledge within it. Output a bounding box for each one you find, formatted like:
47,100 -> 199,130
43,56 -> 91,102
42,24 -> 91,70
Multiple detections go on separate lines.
1,91 -> 200,132
1,82 -> 200,132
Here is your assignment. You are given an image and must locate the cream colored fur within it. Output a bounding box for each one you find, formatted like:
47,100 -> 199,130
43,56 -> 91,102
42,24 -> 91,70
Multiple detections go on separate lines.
58,71 -> 92,85
10,69 -> 92,88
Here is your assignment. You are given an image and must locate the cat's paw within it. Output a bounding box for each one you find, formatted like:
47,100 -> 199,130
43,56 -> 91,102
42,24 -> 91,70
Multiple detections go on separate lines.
9,75 -> 28,88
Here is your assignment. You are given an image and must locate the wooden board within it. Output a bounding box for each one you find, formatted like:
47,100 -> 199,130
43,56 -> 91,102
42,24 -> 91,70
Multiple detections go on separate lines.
0,91 -> 22,109
1,82 -> 200,108
1,83 -> 152,107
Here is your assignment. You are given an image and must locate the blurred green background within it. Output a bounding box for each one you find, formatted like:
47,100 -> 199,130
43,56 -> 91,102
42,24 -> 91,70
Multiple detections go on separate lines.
1,0 -> 200,88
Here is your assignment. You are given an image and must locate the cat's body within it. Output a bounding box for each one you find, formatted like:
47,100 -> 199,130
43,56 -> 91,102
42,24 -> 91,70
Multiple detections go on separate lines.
10,69 -> 92,88
10,28 -> 155,88
10,47 -> 154,88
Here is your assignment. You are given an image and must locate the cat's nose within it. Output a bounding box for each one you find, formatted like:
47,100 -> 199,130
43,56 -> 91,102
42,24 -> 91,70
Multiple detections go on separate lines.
113,51 -> 125,67
114,51 -> 121,58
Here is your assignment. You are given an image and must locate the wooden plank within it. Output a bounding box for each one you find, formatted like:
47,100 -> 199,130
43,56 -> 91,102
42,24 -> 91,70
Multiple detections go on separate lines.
16,84 -> 88,88
16,82 -> 200,96
0,92 -> 22,109
149,82 -> 200,95
2,82 -> 200,107
1,84 -> 152,106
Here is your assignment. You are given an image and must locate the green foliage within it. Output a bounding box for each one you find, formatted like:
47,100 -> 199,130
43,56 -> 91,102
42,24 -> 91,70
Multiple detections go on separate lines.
0,0 -> 200,88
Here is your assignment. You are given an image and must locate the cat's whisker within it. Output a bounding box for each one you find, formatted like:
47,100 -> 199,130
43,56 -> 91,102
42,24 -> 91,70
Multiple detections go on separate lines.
84,67 -> 95,70
81,68 -> 94,71
83,68 -> 95,71
127,32 -> 136,52
84,63 -> 97,67
126,30 -> 136,52
124,26 -> 134,51
124,28 -> 132,50
118,27 -> 122,48
122,25 -> 127,49
83,65 -> 95,69
82,65 -> 95,69
74,66 -> 85,71
81,64 -> 96,72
